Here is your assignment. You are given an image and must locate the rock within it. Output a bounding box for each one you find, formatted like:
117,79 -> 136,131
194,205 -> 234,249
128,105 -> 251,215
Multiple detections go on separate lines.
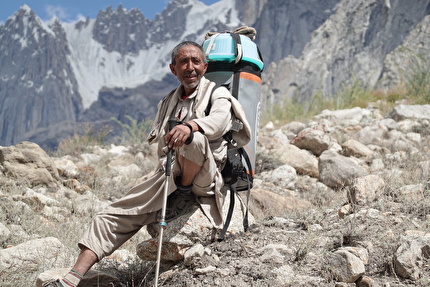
138,189 -> 255,262
356,276 -> 380,287
100,249 -> 139,271
388,104 -> 430,121
0,141 -> 60,187
184,243 -> 205,266
395,184 -> 425,202
274,143 -> 319,177
281,121 -> 307,134
405,132 -> 421,145
62,178 -> 91,194
263,121 -> 275,130
342,139 -> 374,158
195,265 -> 216,275
41,205 -> 68,222
272,264 -> 295,285
338,204 -> 353,218
53,157 -> 79,178
36,268 -> 122,287
369,158 -> 385,172
271,164 -> 297,189
73,191 -> 109,215
270,129 -> 290,142
136,239 -> 186,262
79,153 -> 101,165
318,150 -> 368,189
110,163 -> 142,178
348,175 -> 385,205
341,247 -> 369,265
418,161 -> 430,180
313,107 -> 373,127
0,222 -> 11,238
108,144 -> 130,157
352,124 -> 389,146
329,249 -> 366,283
290,125 -> 337,156
394,232 -> 430,280
250,188 -> 312,218
259,244 -> 294,265
0,237 -> 70,276
108,152 -> 135,167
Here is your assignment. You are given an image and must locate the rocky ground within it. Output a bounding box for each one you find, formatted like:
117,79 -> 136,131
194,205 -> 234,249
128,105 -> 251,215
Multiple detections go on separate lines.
0,103 -> 430,287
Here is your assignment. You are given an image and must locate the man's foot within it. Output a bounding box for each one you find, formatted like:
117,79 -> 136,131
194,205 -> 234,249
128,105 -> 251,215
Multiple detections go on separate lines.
42,279 -> 63,287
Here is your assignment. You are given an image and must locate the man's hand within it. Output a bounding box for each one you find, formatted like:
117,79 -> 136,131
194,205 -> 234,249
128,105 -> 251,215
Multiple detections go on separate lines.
165,121 -> 198,148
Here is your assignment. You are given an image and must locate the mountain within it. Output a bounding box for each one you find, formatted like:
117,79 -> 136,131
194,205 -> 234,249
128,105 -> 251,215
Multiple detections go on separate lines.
0,6 -> 82,148
263,0 -> 430,106
0,0 -> 429,150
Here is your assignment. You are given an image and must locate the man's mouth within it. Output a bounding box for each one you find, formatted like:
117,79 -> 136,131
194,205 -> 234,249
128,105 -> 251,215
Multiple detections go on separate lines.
185,74 -> 197,79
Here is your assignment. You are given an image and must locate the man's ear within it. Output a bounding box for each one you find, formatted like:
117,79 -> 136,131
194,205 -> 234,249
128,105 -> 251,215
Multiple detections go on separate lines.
202,62 -> 208,74
169,63 -> 176,75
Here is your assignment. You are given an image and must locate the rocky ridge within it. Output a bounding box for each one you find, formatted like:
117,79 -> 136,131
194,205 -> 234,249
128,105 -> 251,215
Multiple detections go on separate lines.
262,0 -> 430,107
0,103 -> 429,286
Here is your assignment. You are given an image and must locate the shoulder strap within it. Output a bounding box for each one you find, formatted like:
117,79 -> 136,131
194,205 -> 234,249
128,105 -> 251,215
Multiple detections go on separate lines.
204,83 -> 229,116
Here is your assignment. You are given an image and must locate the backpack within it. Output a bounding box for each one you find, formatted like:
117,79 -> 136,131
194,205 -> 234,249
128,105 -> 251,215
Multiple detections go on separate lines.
202,26 -> 264,240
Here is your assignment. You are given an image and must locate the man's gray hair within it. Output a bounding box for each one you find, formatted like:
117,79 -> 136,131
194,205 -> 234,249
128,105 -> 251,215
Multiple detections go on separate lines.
170,41 -> 206,64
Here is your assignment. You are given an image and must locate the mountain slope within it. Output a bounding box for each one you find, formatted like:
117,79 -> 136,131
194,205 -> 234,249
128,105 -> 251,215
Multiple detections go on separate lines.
263,0 -> 430,106
0,6 -> 82,146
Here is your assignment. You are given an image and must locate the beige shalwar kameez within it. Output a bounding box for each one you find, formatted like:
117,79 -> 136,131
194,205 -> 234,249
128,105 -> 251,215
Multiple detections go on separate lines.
79,77 -> 251,260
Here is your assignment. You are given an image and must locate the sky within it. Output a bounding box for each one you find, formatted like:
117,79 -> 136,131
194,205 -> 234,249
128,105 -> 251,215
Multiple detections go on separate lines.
0,0 -> 220,23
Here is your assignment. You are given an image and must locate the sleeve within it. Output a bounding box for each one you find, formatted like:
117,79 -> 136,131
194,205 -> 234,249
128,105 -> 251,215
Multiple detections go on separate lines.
193,86 -> 233,141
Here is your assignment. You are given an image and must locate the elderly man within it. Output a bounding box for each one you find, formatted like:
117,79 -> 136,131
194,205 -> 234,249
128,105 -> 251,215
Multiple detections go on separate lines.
43,41 -> 250,287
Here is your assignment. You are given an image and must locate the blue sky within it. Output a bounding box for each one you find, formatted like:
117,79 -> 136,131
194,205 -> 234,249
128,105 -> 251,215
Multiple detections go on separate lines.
0,0 -> 220,23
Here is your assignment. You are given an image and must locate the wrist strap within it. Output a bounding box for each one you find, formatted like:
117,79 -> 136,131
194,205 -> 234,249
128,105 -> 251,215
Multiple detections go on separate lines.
182,122 -> 194,145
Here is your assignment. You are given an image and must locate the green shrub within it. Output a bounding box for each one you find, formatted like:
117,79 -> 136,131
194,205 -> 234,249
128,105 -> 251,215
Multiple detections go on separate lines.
262,79 -> 376,125
405,56 -> 430,104
56,123 -> 110,156
111,115 -> 152,154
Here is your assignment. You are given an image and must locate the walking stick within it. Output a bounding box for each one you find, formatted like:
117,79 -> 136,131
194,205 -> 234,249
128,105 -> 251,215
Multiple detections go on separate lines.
154,119 -> 177,287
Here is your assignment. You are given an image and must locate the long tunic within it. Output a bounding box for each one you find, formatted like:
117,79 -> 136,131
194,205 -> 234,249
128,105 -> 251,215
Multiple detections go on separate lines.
78,77 -> 250,259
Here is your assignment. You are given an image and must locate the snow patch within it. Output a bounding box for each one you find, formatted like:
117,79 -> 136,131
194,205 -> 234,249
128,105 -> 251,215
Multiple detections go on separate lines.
36,85 -> 44,93
63,20 -> 169,108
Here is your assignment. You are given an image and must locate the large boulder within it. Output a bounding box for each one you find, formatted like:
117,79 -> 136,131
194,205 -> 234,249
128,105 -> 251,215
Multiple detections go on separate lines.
290,125 -> 339,156
348,174 -> 385,205
388,104 -> 430,121
273,143 -> 319,178
0,142 -> 60,187
0,237 -> 71,277
394,231 -> 430,280
137,189 -> 255,263
318,150 -> 368,189
328,249 -> 366,283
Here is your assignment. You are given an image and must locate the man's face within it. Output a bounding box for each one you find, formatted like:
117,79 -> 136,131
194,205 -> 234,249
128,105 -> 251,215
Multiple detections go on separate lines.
170,45 -> 208,96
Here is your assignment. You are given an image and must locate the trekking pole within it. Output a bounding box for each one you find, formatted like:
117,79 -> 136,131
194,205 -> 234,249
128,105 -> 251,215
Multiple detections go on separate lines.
154,119 -> 177,287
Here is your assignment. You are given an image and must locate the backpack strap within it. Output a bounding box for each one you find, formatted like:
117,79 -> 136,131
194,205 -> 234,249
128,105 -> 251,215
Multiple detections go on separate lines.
217,148 -> 241,242
217,133 -> 252,241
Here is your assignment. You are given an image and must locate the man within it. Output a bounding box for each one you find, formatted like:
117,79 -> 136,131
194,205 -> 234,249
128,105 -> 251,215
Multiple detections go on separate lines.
43,41 -> 250,287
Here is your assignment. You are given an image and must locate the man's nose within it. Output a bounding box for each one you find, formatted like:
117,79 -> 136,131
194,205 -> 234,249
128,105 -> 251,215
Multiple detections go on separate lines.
185,60 -> 194,70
